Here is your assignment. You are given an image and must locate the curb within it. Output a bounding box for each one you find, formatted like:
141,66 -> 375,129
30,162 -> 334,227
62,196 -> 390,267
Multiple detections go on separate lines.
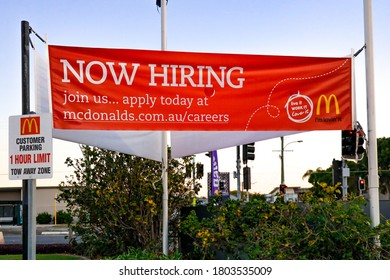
41,231 -> 70,235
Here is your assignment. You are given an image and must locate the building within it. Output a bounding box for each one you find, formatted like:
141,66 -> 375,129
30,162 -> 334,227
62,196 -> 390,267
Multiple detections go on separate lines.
0,185 -> 67,225
266,186 -> 309,203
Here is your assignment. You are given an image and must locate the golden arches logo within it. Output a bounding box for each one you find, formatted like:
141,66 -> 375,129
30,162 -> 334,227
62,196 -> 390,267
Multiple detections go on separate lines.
20,116 -> 40,135
316,94 -> 340,115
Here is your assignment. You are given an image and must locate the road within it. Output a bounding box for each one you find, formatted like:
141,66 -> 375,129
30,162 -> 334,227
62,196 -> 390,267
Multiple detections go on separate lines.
3,234 -> 69,245
0,225 -> 72,245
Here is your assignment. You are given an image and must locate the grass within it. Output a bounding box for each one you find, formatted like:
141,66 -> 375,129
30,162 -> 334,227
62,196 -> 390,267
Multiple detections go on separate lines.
0,254 -> 86,260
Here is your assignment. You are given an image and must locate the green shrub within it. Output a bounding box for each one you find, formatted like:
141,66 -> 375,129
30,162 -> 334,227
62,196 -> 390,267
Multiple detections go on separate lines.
180,185 -> 390,260
0,244 -> 74,255
112,247 -> 182,260
36,212 -> 52,224
55,210 -> 73,224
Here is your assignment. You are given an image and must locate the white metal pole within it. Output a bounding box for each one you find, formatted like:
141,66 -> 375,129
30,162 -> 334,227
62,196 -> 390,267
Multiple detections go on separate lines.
351,49 -> 357,127
236,146 -> 241,200
281,136 -> 285,185
161,0 -> 169,256
363,0 -> 380,228
161,1 -> 167,51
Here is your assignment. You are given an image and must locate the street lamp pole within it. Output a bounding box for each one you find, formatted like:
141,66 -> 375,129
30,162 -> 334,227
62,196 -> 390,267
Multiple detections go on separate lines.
279,136 -> 303,185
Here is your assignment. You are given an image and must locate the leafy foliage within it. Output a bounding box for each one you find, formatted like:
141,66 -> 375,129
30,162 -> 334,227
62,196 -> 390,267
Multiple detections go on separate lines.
111,247 -> 181,260
57,145 -> 199,259
180,184 -> 390,260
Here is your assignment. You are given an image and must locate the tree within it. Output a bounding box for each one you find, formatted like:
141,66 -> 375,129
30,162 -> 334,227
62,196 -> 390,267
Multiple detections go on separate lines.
57,145 -> 200,258
302,167 -> 343,198
302,137 -> 390,197
362,137 -> 390,196
302,167 -> 332,187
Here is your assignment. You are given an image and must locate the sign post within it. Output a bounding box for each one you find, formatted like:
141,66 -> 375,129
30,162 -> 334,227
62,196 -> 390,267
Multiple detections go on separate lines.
20,20 -> 35,260
18,20 -> 50,260
8,113 -> 53,260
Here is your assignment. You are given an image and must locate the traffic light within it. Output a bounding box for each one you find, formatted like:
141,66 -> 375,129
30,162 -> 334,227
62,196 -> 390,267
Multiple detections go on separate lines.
341,129 -> 366,160
279,184 -> 287,194
359,179 -> 366,190
356,130 -> 366,159
332,159 -> 342,186
196,163 -> 204,179
243,143 -> 255,164
341,130 -> 356,158
243,166 -> 251,190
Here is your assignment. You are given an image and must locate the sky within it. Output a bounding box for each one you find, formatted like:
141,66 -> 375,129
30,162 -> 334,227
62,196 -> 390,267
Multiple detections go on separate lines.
1,0 -> 389,196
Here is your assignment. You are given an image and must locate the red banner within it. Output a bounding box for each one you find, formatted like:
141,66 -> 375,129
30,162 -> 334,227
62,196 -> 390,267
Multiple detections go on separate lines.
48,45 -> 352,131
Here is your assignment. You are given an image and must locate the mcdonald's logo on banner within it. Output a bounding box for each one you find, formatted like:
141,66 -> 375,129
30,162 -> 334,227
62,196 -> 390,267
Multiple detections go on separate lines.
20,116 -> 40,135
316,94 -> 340,115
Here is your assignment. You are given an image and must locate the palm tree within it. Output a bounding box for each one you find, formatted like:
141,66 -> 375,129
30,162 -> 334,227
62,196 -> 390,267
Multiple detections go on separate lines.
302,167 -> 332,187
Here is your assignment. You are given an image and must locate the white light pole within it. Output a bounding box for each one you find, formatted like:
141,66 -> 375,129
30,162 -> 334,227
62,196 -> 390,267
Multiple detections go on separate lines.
363,0 -> 380,229
160,0 -> 169,256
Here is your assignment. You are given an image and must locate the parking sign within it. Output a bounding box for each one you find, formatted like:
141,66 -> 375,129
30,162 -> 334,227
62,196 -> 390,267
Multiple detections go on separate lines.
9,113 -> 53,180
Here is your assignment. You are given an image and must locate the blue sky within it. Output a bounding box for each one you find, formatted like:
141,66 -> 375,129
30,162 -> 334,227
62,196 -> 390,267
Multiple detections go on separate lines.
1,0 -> 389,195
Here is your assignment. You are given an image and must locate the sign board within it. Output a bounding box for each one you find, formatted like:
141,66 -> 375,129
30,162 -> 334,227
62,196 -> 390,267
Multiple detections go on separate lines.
207,172 -> 230,199
48,45 -> 352,132
41,45 -> 353,161
9,114 -> 53,180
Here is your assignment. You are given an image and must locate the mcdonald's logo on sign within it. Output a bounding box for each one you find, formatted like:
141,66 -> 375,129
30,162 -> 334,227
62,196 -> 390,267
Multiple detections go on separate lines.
20,116 -> 40,135
316,94 -> 340,115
